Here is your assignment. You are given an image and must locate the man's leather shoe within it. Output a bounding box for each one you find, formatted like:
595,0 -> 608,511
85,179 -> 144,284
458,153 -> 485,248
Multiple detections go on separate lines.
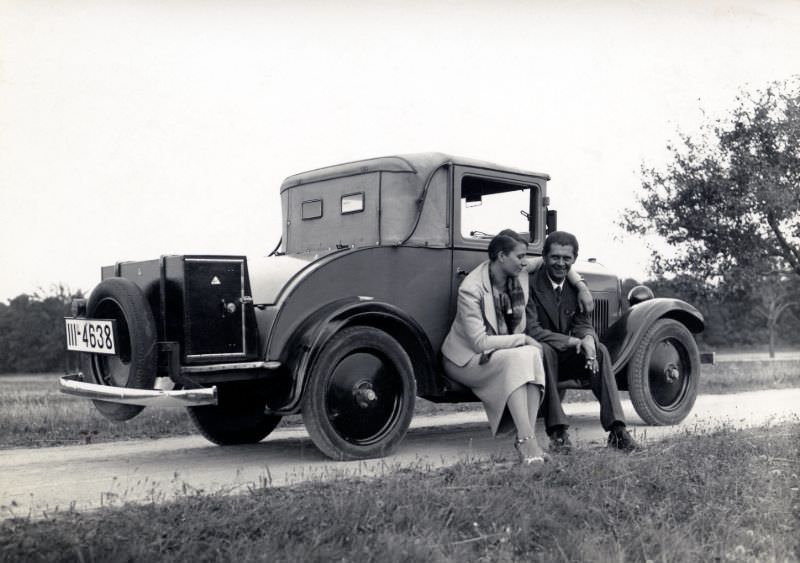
607,426 -> 640,452
548,427 -> 573,454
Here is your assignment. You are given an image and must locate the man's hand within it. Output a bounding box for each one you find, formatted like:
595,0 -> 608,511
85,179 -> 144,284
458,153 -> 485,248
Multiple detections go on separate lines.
580,335 -> 598,374
577,283 -> 594,314
524,335 -> 543,352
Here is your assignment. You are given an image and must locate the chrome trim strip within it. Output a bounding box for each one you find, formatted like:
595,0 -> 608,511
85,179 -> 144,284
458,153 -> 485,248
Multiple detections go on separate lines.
59,374 -> 217,407
185,353 -> 247,359
181,361 -> 282,374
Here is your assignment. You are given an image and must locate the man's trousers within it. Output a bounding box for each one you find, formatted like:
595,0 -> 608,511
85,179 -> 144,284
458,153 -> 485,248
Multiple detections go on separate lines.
540,341 -> 626,433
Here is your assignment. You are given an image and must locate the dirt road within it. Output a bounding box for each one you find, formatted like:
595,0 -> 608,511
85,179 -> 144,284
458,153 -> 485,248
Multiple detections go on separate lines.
2,388 -> 798,519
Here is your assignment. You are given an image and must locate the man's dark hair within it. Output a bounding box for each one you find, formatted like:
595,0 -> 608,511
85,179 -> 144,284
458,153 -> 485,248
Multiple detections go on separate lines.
543,231 -> 579,257
488,230 -> 526,261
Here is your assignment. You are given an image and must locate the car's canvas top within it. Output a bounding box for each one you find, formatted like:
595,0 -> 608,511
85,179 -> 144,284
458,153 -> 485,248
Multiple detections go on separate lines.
280,152 -> 550,192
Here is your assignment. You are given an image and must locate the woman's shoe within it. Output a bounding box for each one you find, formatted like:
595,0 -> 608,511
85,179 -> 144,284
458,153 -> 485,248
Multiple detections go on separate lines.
514,435 -> 547,465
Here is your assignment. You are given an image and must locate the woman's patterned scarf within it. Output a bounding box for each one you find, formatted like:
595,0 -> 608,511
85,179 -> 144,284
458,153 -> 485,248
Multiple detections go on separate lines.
489,268 -> 526,335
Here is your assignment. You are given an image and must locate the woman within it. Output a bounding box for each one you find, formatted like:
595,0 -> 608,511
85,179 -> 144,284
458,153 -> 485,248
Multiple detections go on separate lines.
441,230 -> 588,464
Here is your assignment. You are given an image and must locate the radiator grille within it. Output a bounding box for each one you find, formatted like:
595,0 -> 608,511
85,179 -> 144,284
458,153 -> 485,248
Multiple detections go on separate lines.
592,299 -> 609,338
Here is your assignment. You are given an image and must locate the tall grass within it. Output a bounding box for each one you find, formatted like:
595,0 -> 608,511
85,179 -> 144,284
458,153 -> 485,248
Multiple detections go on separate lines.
1,422 -> 797,562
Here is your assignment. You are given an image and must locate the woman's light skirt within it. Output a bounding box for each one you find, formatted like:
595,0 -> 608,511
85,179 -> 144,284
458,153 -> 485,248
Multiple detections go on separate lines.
443,344 -> 546,436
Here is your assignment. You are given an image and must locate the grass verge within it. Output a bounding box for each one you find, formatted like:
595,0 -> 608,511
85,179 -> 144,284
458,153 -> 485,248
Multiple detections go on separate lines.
1,358 -> 798,449
1,422 -> 798,562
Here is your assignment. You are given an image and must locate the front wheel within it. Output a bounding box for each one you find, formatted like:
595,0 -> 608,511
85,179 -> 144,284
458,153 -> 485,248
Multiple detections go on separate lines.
627,319 -> 700,425
302,326 -> 416,460
188,381 -> 282,445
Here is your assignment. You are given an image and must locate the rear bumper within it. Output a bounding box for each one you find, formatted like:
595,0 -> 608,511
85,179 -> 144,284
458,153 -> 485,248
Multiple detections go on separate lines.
59,374 -> 218,407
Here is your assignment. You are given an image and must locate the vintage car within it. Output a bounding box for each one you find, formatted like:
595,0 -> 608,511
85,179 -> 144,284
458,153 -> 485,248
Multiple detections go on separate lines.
61,153 -> 710,460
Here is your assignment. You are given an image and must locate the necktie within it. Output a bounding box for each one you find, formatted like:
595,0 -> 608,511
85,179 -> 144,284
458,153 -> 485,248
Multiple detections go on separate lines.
554,286 -> 562,306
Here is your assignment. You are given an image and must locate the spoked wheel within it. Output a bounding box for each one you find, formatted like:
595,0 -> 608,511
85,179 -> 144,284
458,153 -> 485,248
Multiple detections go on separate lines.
188,381 -> 282,445
84,277 -> 158,421
628,319 -> 700,425
302,326 -> 416,460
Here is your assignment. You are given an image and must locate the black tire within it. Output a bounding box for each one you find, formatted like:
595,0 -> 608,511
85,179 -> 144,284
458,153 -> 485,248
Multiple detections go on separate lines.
627,319 -> 700,425
302,326 -> 416,460
187,382 -> 282,445
84,277 -> 158,421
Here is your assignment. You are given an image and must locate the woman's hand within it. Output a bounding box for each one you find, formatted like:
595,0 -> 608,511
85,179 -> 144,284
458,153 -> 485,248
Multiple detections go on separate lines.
524,335 -> 543,352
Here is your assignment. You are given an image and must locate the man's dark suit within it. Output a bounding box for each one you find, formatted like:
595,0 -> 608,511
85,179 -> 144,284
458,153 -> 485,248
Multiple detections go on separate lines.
525,265 -> 626,432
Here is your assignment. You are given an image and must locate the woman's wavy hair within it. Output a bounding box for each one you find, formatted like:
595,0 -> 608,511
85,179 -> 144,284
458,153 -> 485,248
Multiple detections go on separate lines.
488,229 -> 528,261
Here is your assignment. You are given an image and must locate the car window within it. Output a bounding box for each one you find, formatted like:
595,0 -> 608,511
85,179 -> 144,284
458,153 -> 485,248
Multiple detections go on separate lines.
341,192 -> 364,214
460,181 -> 531,241
301,199 -> 323,220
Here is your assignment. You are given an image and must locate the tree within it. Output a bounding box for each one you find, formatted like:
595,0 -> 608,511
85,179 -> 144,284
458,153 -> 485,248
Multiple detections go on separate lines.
621,78 -> 800,355
753,273 -> 800,357
0,285 -> 84,373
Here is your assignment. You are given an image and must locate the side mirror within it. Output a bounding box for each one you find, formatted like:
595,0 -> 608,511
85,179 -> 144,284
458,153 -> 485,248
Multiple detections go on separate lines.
546,209 -> 558,234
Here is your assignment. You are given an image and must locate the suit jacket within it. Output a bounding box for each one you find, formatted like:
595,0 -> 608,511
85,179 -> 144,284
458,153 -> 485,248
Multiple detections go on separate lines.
525,265 -> 596,352
441,260 -> 529,367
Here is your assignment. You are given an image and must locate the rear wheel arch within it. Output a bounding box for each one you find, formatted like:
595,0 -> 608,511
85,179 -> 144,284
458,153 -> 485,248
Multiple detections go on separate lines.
274,300 -> 436,414
336,310 -> 437,396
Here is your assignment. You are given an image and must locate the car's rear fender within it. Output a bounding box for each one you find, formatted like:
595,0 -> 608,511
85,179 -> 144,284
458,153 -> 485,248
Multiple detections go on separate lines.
604,297 -> 704,374
266,298 -> 437,415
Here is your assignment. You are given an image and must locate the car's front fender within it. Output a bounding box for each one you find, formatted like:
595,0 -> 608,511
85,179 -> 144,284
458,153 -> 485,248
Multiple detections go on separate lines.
604,298 -> 704,373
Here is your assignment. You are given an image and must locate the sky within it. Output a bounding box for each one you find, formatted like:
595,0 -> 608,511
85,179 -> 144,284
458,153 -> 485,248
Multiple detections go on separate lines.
1,0 -> 799,301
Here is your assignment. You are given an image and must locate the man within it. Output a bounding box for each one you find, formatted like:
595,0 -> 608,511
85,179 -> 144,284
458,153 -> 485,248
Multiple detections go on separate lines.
525,231 -> 640,453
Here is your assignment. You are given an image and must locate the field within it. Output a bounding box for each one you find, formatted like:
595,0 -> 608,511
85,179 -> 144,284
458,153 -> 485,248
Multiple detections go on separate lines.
0,357 -> 798,449
0,374 -> 477,449
1,422 -> 797,562
2,357 -> 799,449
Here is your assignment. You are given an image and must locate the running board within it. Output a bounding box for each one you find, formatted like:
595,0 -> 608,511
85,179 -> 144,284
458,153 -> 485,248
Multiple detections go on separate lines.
59,374 -> 218,407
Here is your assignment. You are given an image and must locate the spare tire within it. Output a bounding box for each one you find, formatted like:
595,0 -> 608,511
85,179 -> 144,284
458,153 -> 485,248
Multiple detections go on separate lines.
84,277 -> 158,421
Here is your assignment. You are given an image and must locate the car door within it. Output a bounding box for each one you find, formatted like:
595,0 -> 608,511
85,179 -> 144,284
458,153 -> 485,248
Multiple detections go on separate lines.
449,166 -> 545,321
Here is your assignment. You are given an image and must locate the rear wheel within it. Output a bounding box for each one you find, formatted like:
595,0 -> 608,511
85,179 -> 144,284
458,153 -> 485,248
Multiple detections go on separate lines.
84,277 -> 158,421
628,319 -> 700,425
188,381 -> 281,445
302,326 -> 416,460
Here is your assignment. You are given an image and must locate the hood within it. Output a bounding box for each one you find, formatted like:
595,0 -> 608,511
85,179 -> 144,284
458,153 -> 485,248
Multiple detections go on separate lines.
573,259 -> 618,293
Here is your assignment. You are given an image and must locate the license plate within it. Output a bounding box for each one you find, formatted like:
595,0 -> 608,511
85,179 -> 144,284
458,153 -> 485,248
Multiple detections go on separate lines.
65,318 -> 117,354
